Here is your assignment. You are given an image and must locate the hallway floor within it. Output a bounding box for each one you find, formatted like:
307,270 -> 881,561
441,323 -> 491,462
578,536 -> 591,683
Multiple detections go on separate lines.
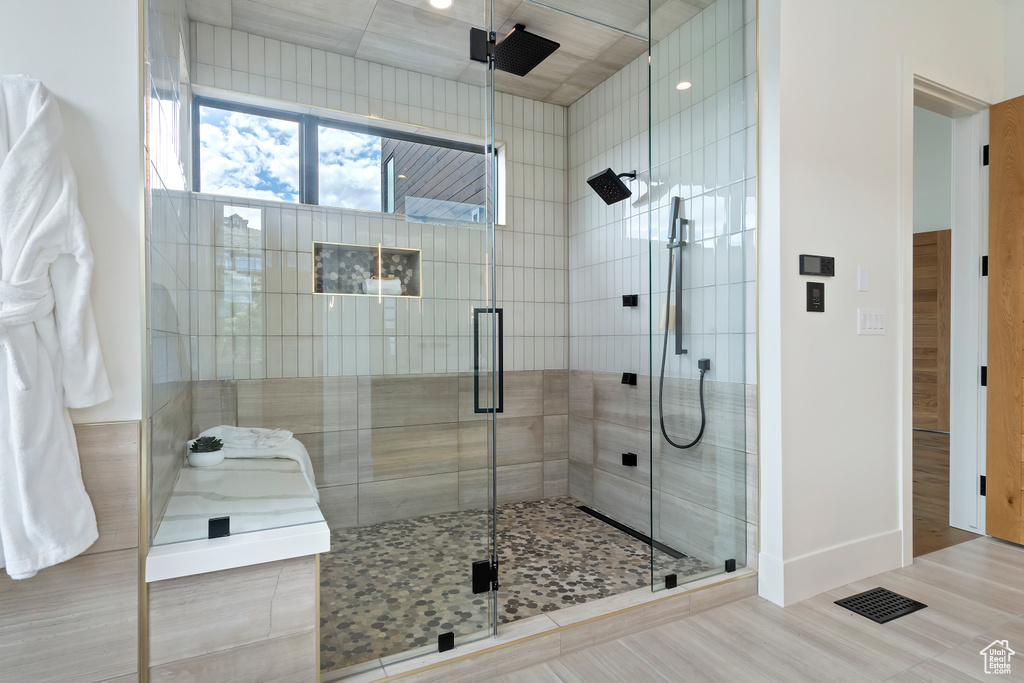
913,430 -> 980,557
486,537 -> 1024,682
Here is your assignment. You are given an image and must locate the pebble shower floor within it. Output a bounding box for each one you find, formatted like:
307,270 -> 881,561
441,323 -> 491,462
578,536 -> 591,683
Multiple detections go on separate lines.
319,497 -> 713,674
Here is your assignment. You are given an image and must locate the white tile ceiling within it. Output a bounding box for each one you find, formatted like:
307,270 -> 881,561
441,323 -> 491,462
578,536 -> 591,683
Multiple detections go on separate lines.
185,0 -> 711,105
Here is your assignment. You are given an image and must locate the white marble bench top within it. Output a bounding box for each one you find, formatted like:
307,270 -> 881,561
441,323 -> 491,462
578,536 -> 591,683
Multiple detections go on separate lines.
146,458 -> 329,582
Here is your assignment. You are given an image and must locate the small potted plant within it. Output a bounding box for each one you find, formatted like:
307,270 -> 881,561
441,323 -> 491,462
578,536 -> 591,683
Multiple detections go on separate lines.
187,436 -> 225,467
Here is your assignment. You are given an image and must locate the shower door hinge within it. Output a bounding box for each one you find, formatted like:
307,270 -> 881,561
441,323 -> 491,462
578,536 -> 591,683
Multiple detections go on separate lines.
470,28 -> 496,65
983,144 -> 990,166
980,475 -> 986,496
472,559 -> 499,593
982,255 -> 988,276
981,366 -> 987,387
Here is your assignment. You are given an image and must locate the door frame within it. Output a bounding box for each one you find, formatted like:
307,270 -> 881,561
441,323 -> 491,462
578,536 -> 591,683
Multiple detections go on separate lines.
901,67 -> 990,564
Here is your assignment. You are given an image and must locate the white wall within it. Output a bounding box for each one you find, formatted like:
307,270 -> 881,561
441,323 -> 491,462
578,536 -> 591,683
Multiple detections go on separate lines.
0,0 -> 142,422
758,0 -> 1017,606
913,107 -> 952,233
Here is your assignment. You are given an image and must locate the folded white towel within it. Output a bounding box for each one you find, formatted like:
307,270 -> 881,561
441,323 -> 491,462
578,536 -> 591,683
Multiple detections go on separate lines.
196,426 -> 318,501
361,278 -> 402,296
199,425 -> 293,449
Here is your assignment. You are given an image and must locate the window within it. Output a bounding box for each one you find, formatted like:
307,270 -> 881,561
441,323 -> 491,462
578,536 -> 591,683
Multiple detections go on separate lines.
383,155 -> 396,214
196,104 -> 300,202
318,125 -> 382,212
193,96 -> 493,224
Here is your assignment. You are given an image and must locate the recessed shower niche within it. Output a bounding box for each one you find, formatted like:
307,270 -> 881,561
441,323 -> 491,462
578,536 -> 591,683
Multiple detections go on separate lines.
313,241 -> 421,297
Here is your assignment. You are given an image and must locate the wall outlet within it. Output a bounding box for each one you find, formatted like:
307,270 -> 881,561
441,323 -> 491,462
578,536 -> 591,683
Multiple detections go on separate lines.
857,308 -> 885,335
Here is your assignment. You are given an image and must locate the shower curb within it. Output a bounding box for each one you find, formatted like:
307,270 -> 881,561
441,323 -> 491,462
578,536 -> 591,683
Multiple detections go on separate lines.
336,570 -> 757,682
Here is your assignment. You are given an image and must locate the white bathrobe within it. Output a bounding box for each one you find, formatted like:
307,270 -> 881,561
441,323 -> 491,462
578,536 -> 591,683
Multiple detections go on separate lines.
0,75 -> 112,579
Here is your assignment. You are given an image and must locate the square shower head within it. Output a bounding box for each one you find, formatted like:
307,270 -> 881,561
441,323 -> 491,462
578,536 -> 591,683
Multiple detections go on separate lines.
587,168 -> 634,205
494,24 -> 560,77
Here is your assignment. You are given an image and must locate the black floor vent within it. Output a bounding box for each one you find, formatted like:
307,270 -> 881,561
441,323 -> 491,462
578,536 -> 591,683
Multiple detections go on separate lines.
835,587 -> 927,624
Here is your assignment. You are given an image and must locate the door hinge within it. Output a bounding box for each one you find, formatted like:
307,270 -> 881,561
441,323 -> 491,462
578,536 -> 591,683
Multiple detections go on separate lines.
982,255 -> 988,276
980,475 -> 986,496
981,366 -> 987,387
983,144 -> 990,166
470,28 -> 496,64
472,559 -> 499,593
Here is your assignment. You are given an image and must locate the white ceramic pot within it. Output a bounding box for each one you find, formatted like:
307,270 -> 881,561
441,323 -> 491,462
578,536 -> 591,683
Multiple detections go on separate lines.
187,442 -> 225,467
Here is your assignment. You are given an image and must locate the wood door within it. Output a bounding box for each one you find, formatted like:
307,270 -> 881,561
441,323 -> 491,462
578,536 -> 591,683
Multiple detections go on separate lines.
987,94 -> 1024,544
913,230 -> 951,430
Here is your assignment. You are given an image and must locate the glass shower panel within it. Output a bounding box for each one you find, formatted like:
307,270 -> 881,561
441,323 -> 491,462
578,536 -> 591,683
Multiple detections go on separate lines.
647,0 -> 755,590
156,0 -> 500,678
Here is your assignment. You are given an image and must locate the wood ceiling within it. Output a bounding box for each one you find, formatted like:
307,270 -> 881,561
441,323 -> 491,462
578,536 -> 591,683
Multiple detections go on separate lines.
185,0 -> 712,106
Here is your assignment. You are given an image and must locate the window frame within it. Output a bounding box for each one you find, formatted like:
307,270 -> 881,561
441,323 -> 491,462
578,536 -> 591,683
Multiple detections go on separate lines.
192,95 -> 488,216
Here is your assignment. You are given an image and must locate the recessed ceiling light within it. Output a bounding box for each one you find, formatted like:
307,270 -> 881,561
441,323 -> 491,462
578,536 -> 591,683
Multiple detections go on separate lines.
676,81 -> 692,90
398,175 -> 406,179
429,0 -> 453,8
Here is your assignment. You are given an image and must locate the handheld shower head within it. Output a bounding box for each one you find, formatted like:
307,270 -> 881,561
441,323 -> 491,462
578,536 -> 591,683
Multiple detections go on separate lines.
587,168 -> 636,205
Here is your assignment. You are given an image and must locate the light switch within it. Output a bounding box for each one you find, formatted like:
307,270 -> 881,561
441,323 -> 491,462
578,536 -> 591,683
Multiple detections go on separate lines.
857,266 -> 869,292
857,308 -> 885,335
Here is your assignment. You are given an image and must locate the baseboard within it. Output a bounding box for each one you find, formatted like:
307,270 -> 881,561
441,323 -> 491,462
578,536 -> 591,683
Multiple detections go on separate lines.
758,529 -> 903,606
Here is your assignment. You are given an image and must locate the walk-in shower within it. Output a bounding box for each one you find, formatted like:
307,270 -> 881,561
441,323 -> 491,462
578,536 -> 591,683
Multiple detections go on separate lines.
142,0 -> 756,678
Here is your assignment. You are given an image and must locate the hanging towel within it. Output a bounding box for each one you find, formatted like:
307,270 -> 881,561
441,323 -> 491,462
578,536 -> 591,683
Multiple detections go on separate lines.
196,426 -> 319,501
0,75 -> 112,580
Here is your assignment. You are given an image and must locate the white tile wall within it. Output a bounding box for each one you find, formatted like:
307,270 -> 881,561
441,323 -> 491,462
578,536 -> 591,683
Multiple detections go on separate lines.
567,0 -> 755,386
565,0 -> 757,570
187,22 -> 569,376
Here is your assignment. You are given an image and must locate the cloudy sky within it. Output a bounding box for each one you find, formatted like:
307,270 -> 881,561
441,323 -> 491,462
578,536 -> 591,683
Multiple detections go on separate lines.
199,107 -> 381,210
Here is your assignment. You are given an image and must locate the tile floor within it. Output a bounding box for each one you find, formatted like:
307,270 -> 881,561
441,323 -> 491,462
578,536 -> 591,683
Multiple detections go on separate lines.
486,536 -> 1024,682
319,497 -> 713,675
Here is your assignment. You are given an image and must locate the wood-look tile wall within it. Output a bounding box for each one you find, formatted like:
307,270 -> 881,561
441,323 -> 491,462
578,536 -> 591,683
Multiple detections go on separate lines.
148,556 -> 316,680
569,371 -> 757,569
0,422 -> 140,683
190,369 -> 569,530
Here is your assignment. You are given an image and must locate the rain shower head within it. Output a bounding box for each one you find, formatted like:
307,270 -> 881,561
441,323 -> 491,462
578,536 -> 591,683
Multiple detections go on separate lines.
587,168 -> 637,205
495,24 -> 560,77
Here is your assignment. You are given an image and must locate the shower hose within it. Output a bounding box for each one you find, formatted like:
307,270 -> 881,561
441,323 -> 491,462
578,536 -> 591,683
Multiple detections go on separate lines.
658,251 -> 708,449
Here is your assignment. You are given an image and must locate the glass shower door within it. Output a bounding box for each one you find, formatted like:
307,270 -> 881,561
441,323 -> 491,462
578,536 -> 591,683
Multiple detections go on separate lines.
313,0 -> 500,678
646,0 -> 755,591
